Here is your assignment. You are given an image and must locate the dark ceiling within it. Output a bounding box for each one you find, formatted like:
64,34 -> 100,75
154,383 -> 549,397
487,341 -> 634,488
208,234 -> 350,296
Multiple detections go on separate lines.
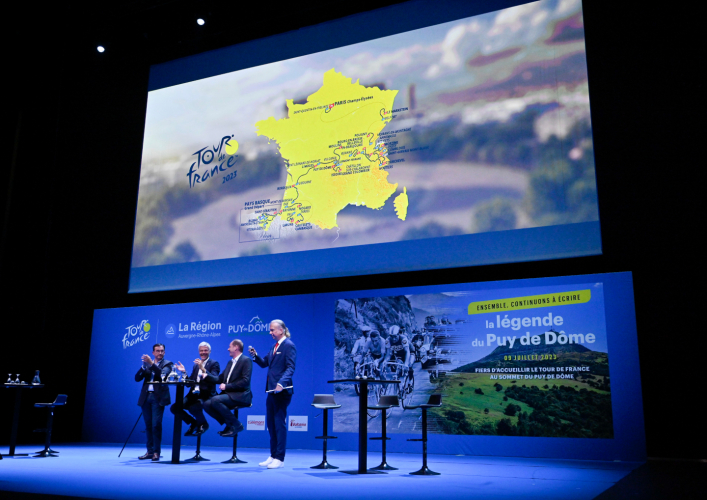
7,0 -> 411,67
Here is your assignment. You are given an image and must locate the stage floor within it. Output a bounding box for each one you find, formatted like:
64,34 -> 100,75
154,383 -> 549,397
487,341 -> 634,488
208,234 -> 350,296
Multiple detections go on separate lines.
1,444 -> 639,499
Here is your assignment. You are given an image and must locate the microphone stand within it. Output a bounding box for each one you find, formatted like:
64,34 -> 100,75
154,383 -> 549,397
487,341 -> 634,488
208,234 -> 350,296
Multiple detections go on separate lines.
119,412 -> 143,457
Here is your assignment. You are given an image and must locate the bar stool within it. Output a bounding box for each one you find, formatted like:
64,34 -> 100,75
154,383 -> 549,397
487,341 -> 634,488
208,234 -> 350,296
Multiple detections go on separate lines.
222,403 -> 252,464
33,394 -> 68,458
185,426 -> 209,462
310,394 -> 340,469
405,394 -> 442,475
367,394 -> 399,470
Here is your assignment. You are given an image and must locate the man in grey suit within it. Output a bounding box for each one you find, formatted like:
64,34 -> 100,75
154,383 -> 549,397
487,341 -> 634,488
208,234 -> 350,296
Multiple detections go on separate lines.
135,343 -> 173,461
203,339 -> 252,437
171,341 -> 221,436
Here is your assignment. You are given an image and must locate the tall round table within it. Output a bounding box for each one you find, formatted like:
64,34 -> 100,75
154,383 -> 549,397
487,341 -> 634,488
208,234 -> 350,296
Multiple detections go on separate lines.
149,380 -> 195,464
328,378 -> 399,474
3,383 -> 44,457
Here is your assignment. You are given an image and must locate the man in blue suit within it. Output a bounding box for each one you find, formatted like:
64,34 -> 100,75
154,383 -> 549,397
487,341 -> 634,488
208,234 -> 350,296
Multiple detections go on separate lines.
250,319 -> 296,469
135,343 -> 173,461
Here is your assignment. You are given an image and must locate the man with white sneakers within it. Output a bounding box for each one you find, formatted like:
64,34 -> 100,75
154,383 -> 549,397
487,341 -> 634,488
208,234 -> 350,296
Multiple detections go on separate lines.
250,319 -> 296,469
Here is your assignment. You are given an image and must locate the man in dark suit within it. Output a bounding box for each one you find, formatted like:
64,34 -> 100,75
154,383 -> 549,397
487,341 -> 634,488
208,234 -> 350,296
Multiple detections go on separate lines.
203,339 -> 252,437
250,319 -> 296,469
171,341 -> 220,436
135,343 -> 173,461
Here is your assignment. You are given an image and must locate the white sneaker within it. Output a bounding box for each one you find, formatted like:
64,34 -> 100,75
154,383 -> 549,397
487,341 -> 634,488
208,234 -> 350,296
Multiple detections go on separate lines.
267,458 -> 284,469
259,456 -> 274,467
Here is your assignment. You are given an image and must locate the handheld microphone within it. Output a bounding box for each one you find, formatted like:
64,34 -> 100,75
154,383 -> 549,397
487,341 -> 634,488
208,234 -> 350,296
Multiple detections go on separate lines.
266,386 -> 293,393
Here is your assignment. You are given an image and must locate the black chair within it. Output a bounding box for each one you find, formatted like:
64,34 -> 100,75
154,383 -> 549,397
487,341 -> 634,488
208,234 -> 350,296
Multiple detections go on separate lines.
404,394 -> 442,475
310,394 -> 340,469
222,403 -> 252,464
366,394 -> 399,470
185,426 -> 209,462
33,395 -> 67,458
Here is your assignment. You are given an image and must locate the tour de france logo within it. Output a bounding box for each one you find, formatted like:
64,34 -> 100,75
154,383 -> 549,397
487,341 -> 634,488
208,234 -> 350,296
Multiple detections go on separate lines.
122,320 -> 152,349
186,135 -> 240,188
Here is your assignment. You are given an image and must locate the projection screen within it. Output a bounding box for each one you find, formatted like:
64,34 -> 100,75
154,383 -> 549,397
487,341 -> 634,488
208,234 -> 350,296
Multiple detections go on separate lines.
130,0 -> 601,292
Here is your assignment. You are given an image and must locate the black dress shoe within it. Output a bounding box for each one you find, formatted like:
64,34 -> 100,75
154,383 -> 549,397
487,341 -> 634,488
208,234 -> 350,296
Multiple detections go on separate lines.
194,423 -> 209,435
184,424 -> 198,436
234,422 -> 245,434
152,453 -> 160,461
220,426 -> 237,437
138,453 -> 153,460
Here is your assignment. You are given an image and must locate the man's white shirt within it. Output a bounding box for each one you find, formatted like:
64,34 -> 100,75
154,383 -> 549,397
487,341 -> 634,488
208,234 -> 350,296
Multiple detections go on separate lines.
226,353 -> 242,383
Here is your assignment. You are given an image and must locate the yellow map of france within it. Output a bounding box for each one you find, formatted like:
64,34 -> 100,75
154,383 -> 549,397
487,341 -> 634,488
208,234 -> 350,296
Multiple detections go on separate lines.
255,69 -> 407,231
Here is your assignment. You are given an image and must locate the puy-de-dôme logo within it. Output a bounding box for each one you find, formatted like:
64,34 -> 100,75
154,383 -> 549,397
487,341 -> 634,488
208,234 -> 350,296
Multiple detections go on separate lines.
123,320 -> 152,349
187,135 -> 239,188
228,315 -> 269,335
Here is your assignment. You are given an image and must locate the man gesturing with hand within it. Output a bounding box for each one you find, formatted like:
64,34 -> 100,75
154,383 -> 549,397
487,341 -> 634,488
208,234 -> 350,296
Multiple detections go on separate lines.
249,319 -> 296,469
171,342 -> 220,436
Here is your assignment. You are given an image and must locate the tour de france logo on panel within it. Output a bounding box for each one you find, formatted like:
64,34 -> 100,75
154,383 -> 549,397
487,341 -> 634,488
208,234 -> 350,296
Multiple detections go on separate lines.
122,320 -> 154,349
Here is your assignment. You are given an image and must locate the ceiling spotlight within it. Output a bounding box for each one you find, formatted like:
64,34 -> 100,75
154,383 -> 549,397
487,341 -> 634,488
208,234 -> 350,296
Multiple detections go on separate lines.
97,46 -> 105,53
197,18 -> 205,26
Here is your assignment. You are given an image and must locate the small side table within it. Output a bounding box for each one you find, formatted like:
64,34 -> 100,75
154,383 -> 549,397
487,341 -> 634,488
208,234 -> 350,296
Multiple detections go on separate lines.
3,383 -> 44,457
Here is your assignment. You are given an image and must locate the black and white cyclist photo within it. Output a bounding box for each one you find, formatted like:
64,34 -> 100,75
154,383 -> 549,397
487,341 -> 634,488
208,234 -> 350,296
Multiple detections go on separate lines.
334,295 -> 462,434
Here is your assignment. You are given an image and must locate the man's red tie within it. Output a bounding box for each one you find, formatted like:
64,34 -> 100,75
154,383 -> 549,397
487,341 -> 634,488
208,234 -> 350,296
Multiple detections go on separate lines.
273,343 -> 279,354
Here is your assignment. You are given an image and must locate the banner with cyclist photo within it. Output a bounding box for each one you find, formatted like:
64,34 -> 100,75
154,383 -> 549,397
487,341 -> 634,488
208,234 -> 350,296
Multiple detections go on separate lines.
333,282 -> 613,438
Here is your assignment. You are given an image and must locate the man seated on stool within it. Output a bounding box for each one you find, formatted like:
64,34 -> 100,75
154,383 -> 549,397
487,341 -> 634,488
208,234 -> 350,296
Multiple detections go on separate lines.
203,339 -> 252,437
171,341 -> 220,436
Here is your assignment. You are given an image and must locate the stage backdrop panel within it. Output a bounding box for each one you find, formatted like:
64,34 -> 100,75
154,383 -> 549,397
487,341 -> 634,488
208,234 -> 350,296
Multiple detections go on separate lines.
333,283 -> 613,439
130,0 -> 601,292
85,272 -> 644,461
84,295 -> 316,452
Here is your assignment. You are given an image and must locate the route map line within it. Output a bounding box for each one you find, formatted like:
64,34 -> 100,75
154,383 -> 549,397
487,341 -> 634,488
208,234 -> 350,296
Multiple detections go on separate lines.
254,68 -> 399,233
255,121 -> 391,230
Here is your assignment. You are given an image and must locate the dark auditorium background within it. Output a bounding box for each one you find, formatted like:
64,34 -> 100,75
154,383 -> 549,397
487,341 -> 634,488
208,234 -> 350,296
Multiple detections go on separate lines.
0,0 -> 701,462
